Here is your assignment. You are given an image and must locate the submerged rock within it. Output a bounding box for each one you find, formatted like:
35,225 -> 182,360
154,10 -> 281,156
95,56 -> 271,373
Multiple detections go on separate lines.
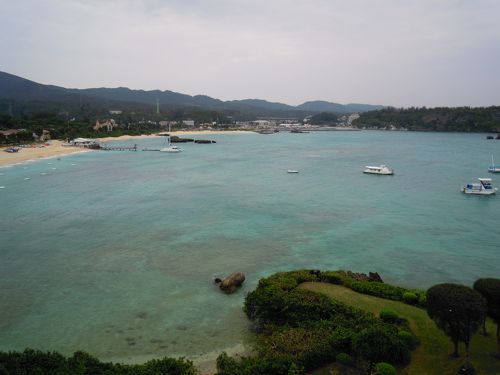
219,272 -> 245,293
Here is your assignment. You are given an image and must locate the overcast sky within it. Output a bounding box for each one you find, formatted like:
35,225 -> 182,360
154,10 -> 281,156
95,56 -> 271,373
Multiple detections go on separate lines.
1,0 -> 499,107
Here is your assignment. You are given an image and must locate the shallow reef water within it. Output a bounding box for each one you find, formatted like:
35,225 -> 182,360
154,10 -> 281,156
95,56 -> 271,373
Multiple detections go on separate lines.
1,131 -> 499,364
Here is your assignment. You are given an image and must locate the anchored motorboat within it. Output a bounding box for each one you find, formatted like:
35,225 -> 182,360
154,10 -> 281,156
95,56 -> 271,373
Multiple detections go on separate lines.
287,170 -> 299,174
363,165 -> 394,175
462,178 -> 497,195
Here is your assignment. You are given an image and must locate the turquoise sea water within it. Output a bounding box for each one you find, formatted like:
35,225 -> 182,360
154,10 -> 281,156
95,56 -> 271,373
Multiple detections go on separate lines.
1,131 -> 500,366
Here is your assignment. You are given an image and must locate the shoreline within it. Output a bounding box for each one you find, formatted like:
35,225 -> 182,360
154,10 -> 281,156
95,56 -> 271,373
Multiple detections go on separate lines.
97,130 -> 254,143
0,131 -> 254,167
0,140 -> 93,168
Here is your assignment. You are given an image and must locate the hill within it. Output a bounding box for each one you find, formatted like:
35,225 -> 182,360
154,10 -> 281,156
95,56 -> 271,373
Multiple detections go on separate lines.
0,71 -> 381,118
297,100 -> 384,113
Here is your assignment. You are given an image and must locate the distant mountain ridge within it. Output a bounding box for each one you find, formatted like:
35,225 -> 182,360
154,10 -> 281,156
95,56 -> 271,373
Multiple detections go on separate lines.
0,71 -> 384,114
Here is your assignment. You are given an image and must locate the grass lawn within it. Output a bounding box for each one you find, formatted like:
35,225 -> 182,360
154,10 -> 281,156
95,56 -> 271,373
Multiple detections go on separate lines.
300,282 -> 499,375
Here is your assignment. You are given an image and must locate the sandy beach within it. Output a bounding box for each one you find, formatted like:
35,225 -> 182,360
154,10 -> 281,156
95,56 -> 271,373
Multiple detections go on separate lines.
0,131 -> 254,167
96,130 -> 254,142
0,140 -> 92,168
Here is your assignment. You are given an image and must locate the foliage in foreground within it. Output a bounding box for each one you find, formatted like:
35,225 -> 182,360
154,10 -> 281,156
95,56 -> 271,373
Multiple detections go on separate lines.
216,270 -> 415,374
426,283 -> 487,370
0,349 -> 197,375
473,277 -> 500,356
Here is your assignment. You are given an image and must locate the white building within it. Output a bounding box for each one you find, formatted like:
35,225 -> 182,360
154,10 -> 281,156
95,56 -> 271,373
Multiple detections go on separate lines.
183,120 -> 195,127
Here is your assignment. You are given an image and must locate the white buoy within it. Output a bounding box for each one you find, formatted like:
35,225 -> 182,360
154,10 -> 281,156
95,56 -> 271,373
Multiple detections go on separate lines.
0,186 -> 5,189
24,177 -> 31,180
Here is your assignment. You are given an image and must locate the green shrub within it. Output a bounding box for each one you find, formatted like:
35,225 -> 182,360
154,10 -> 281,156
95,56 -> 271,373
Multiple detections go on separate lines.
379,309 -> 399,323
397,330 -> 418,349
335,352 -> 353,365
374,362 -> 397,375
320,271 -> 344,285
350,281 -> 406,301
353,326 -> 410,366
402,292 -> 418,305
417,293 -> 427,307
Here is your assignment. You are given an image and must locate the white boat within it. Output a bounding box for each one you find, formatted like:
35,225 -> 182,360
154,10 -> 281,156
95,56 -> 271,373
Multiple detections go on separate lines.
160,124 -> 182,153
488,155 -> 500,173
462,178 -> 497,195
287,170 -> 299,173
160,145 -> 181,153
363,165 -> 394,175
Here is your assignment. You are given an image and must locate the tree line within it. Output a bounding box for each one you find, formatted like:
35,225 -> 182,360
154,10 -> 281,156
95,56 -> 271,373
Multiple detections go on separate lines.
352,106 -> 500,132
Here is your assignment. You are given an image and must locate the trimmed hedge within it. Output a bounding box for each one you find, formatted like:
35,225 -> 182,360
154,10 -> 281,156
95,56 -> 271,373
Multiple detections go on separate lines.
346,279 -> 426,308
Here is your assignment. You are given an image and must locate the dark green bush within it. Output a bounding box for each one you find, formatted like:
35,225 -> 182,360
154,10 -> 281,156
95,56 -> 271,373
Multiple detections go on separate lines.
0,349 -> 197,375
216,351 -> 299,375
374,362 -> 397,375
319,271 -> 345,285
353,325 -> 410,367
335,352 -> 353,365
402,292 -> 418,305
350,281 -> 406,301
417,293 -> 427,307
397,330 -> 418,349
379,309 -> 399,324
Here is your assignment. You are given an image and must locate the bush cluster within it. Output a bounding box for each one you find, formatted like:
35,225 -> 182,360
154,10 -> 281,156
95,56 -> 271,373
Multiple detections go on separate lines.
222,270 -> 414,374
0,349 -> 197,375
379,309 -> 399,324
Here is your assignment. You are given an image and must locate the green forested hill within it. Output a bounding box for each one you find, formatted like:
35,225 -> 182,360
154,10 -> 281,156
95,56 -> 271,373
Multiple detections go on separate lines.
353,106 -> 500,132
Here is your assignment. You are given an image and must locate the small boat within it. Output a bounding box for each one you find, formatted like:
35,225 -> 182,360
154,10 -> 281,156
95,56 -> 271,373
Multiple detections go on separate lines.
24,177 -> 31,180
160,124 -> 182,153
363,165 -> 394,175
287,170 -> 299,174
487,135 -> 494,140
160,145 -> 181,153
462,178 -> 497,195
488,155 -> 500,173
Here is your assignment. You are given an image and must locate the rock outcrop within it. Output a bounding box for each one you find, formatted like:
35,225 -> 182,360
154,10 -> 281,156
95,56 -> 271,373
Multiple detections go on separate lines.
218,272 -> 245,293
347,271 -> 384,283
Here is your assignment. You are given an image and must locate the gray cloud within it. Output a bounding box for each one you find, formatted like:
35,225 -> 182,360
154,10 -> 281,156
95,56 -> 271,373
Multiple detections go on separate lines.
1,0 -> 499,107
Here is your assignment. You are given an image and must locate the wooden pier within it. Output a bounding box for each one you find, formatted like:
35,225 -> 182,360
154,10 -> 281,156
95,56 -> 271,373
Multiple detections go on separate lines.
100,144 -> 138,151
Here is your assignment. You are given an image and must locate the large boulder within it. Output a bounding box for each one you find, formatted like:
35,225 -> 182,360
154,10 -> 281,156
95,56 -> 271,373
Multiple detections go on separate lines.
219,272 -> 245,293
